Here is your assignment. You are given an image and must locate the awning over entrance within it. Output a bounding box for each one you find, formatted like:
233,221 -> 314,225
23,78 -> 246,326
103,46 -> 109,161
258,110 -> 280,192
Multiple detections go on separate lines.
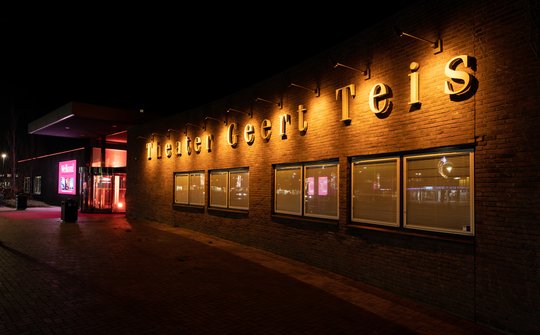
28,101 -> 144,139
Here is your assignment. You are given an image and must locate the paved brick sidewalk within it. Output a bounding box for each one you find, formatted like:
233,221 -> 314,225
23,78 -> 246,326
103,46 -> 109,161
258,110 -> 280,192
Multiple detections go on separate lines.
0,207 -> 502,334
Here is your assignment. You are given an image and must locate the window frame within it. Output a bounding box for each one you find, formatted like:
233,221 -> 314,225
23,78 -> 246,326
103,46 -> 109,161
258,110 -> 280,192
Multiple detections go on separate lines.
303,163 -> 340,220
273,160 -> 339,220
403,151 -> 474,236
33,176 -> 42,195
209,168 -> 249,210
274,165 -> 303,216
228,169 -> 249,210
173,171 -> 205,207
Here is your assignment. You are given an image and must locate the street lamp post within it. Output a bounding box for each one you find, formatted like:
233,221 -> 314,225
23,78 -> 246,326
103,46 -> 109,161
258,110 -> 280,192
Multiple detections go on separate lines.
1,153 -> 6,174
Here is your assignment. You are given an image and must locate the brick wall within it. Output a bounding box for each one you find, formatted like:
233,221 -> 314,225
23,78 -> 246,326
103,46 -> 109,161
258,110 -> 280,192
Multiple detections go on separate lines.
126,0 -> 540,333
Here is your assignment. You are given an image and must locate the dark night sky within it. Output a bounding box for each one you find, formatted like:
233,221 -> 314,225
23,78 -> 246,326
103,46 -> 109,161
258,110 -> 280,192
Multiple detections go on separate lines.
1,4 -> 417,127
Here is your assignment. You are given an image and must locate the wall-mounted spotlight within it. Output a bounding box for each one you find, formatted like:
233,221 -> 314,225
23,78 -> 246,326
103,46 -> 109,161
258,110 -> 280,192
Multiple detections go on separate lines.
166,128 -> 179,139
204,116 -> 227,129
394,26 -> 442,54
255,97 -> 282,109
288,83 -> 320,97
137,135 -> 151,141
151,132 -> 166,141
226,108 -> 252,118
226,108 -> 252,125
332,60 -> 370,80
184,122 -> 205,135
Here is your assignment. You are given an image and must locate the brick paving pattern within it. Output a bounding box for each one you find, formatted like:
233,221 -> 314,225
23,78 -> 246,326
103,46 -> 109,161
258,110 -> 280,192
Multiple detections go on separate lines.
0,207 -> 502,334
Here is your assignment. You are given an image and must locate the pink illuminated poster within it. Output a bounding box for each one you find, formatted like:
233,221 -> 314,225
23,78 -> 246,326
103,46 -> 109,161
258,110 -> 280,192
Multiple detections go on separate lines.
58,160 -> 77,195
307,177 -> 314,196
318,176 -> 328,196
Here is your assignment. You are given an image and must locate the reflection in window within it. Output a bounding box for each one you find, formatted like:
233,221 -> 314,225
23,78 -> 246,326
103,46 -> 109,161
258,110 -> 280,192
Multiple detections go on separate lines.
404,152 -> 473,235
189,173 -> 205,206
274,166 -> 302,215
33,176 -> 42,195
229,170 -> 249,210
174,172 -> 205,206
352,158 -> 399,226
23,177 -> 31,194
209,171 -> 228,208
209,169 -> 249,210
304,164 -> 339,219
274,161 -> 339,220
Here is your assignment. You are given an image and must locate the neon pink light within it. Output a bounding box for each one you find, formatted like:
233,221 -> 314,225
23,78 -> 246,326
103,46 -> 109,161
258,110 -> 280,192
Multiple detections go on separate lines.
58,160 -> 77,195
318,176 -> 328,196
307,177 -> 314,196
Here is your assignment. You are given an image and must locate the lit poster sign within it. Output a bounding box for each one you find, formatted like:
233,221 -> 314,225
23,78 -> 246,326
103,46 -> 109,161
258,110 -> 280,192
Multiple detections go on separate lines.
58,160 -> 77,195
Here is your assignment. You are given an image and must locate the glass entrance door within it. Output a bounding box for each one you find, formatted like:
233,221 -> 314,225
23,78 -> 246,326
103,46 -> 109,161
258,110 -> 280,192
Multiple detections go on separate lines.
93,175 -> 112,210
112,173 -> 126,213
79,167 -> 126,213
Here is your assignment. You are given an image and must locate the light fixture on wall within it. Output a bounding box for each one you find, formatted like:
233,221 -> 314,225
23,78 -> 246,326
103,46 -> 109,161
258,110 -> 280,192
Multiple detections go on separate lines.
137,135 -> 151,141
288,83 -> 320,97
255,97 -> 282,109
184,122 -> 205,135
394,26 -> 442,54
151,132 -> 166,141
226,108 -> 252,117
226,108 -> 252,125
332,60 -> 370,80
204,116 -> 227,129
166,128 -> 179,139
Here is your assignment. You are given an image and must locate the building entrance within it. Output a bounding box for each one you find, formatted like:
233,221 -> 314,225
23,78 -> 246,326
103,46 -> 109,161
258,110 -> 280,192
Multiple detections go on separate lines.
80,167 -> 126,213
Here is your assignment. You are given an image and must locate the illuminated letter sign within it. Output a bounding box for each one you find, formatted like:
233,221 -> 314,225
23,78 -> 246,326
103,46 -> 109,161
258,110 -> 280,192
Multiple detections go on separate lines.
297,104 -> 307,132
194,137 -> 202,153
206,134 -> 214,152
146,142 -> 152,160
227,123 -> 238,147
409,62 -> 420,105
369,83 -> 392,114
444,55 -> 473,96
58,160 -> 77,195
165,143 -> 172,158
175,141 -> 182,156
244,124 -> 255,144
279,114 -> 291,139
336,84 -> 356,122
261,119 -> 272,141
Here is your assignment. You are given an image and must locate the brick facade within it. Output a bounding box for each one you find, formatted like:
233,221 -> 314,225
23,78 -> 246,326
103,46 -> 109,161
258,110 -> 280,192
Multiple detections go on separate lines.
126,1 -> 540,333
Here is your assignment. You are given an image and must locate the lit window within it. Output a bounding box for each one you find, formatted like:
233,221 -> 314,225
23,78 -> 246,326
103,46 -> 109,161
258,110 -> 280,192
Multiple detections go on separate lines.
33,176 -> 42,195
352,158 -> 399,226
209,168 -> 249,210
274,166 -> 302,215
274,160 -> 339,220
23,177 -> 31,194
229,170 -> 249,210
174,171 -> 205,206
304,164 -> 339,219
404,151 -> 474,235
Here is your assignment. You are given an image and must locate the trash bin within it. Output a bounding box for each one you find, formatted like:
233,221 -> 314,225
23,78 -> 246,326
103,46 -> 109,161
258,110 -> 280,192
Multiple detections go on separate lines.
16,194 -> 27,210
61,198 -> 78,222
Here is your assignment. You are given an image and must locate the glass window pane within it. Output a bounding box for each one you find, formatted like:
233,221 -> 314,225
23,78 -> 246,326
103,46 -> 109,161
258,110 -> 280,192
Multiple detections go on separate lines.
174,174 -> 189,204
229,170 -> 249,209
33,176 -> 42,195
189,172 -> 205,206
210,171 -> 228,208
105,149 -> 127,167
91,147 -> 101,167
405,152 -> 473,234
352,159 -> 399,226
275,166 -> 302,215
304,164 -> 338,219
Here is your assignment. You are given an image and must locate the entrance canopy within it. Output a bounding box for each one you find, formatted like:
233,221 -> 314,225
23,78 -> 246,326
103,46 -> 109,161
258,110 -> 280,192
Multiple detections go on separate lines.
28,101 -> 145,139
